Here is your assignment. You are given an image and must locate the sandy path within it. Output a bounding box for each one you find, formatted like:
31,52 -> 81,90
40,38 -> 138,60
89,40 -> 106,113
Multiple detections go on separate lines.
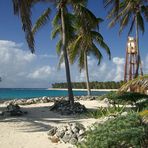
0,100 -> 104,148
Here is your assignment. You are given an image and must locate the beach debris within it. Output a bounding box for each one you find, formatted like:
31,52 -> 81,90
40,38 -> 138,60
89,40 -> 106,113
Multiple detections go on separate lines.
50,100 -> 87,115
1,103 -> 27,117
47,123 -> 86,145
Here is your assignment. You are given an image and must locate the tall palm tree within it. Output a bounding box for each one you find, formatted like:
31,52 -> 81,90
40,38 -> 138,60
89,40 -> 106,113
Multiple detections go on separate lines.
107,0 -> 148,78
12,0 -> 88,106
69,4 -> 111,96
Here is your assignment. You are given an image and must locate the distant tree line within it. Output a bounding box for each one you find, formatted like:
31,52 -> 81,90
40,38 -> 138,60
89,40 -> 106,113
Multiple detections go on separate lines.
52,81 -> 124,89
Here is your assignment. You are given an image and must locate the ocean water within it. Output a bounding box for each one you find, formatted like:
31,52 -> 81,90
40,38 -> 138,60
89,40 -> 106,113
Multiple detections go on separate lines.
0,88 -> 108,100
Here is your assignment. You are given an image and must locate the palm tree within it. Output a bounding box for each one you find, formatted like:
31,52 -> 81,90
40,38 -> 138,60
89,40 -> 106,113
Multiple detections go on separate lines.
12,0 -> 88,106
69,5 -> 111,96
107,0 -> 148,78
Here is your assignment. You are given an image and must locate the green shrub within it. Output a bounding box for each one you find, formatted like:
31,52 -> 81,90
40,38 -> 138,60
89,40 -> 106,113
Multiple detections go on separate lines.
78,113 -> 148,148
98,91 -> 117,101
87,106 -> 125,119
136,99 -> 148,111
101,92 -> 148,110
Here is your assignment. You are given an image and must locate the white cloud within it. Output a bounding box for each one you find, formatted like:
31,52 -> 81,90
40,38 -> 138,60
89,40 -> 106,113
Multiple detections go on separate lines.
112,57 -> 125,81
39,54 -> 57,59
74,56 -> 125,82
0,40 -> 147,88
27,66 -> 53,80
0,40 -> 57,88
74,56 -> 108,82
113,57 -> 125,65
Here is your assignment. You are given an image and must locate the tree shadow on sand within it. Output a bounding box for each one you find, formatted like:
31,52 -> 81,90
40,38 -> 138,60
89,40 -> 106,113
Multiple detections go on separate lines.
0,104 -> 92,133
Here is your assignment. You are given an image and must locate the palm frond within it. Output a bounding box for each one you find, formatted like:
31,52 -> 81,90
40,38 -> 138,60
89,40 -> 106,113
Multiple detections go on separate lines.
119,13 -> 130,34
13,0 -> 35,53
119,75 -> 148,92
108,15 -> 119,28
74,4 -> 99,29
78,50 -> 85,71
51,25 -> 61,39
90,43 -> 103,65
137,12 -> 145,34
92,31 -> 111,60
98,40 -> 111,60
52,10 -> 60,27
141,5 -> 148,21
56,40 -> 62,56
69,35 -> 82,64
104,0 -> 120,16
32,8 -> 51,35
128,16 -> 135,35
91,31 -> 103,41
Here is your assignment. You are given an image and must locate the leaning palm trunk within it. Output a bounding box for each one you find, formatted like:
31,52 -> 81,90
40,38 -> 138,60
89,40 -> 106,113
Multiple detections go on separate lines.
84,52 -> 91,96
61,7 -> 74,105
135,16 -> 143,78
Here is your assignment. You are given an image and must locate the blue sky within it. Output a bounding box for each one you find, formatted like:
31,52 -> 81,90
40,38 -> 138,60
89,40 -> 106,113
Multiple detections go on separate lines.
0,0 -> 147,88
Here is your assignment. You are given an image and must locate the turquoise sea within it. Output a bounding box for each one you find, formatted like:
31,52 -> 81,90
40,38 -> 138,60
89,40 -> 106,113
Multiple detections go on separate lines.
0,88 -> 108,100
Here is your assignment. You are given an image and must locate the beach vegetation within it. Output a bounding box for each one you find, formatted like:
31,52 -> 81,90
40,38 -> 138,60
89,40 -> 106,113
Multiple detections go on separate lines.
52,81 -> 124,89
87,105 -> 125,119
78,113 -> 148,148
100,91 -> 148,111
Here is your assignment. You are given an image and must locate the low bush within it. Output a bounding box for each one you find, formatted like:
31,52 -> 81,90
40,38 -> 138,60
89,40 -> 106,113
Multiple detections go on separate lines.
136,99 -> 148,111
78,113 -> 148,148
87,106 -> 125,119
101,92 -> 148,110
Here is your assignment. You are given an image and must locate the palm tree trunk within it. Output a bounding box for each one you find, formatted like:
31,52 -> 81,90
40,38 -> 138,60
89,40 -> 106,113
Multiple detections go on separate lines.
61,7 -> 74,105
84,52 -> 91,96
135,16 -> 143,77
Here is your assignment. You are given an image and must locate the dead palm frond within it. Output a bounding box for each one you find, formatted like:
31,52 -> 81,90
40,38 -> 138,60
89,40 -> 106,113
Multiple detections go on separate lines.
119,75 -> 148,92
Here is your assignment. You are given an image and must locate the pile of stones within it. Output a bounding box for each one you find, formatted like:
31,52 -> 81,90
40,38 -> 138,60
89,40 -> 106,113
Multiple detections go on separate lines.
47,123 -> 86,145
3,96 -> 97,106
0,103 -> 27,117
50,100 -> 87,115
4,96 -> 56,105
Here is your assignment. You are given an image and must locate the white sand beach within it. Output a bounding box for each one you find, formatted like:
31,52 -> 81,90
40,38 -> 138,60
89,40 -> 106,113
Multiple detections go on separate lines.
0,100 -> 108,148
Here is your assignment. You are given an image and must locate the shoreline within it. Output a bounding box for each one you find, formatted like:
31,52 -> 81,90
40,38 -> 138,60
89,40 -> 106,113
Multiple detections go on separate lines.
47,88 -> 118,91
0,95 -> 99,105
0,100 -> 108,148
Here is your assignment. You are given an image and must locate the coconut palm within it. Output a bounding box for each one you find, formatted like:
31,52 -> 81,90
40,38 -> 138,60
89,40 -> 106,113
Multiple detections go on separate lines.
69,5 -> 111,96
107,0 -> 148,78
12,0 -> 89,106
